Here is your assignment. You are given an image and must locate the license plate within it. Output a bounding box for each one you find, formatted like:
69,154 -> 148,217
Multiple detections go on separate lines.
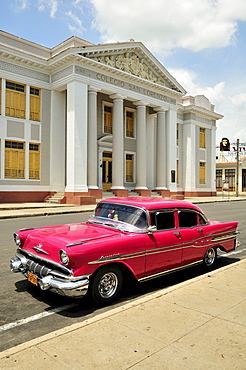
27,272 -> 38,286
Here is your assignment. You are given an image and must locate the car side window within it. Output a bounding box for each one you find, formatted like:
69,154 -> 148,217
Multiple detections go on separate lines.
178,210 -> 198,227
153,211 -> 175,230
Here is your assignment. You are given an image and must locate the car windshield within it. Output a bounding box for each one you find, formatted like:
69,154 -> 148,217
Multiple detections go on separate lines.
88,203 -> 148,232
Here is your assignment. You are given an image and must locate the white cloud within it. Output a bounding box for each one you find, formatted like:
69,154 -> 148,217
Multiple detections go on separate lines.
38,0 -> 58,18
169,67 -> 246,142
13,0 -> 29,10
90,0 -> 246,55
66,10 -> 82,26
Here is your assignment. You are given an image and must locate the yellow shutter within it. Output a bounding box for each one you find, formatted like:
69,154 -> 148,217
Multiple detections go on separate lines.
126,154 -> 134,182
4,149 -> 11,178
126,112 -> 134,137
104,106 -> 112,133
200,128 -> 206,148
200,162 -> 206,184
5,142 -> 25,178
30,89 -> 40,121
29,144 -> 40,179
5,82 -> 26,119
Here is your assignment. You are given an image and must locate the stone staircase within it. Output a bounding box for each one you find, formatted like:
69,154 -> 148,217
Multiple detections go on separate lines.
47,190 -> 163,204
97,190 -> 162,202
45,192 -> 65,204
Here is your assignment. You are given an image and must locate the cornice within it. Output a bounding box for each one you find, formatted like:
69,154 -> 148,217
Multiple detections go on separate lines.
0,41 -> 184,100
178,104 -> 223,120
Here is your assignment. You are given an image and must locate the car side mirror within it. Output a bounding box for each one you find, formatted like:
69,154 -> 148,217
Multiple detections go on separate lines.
147,225 -> 157,234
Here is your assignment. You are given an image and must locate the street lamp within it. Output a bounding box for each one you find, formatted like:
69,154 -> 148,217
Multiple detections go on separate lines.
236,139 -> 239,197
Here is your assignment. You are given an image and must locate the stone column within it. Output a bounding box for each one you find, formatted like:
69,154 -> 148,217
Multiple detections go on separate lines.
182,122 -> 197,195
134,101 -> 150,196
50,90 -> 66,192
166,108 -> 178,193
65,81 -> 90,204
87,87 -> 101,198
155,107 -> 169,196
110,94 -> 128,196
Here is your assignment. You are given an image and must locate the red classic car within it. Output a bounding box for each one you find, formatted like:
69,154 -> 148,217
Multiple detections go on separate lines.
10,198 -> 239,305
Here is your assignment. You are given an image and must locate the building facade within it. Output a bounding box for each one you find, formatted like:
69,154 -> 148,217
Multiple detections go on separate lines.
216,143 -> 246,193
0,31 -> 223,204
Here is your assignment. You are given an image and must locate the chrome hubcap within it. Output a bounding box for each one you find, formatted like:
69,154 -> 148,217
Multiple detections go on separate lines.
98,272 -> 118,299
205,248 -> 216,266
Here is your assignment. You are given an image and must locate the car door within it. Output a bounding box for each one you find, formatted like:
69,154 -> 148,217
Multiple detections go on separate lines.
144,210 -> 182,278
177,209 -> 207,266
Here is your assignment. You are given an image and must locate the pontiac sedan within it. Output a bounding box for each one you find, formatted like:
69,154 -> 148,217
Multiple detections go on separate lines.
10,198 -> 239,305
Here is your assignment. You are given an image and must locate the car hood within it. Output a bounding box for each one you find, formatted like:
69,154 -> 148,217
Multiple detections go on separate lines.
19,222 -> 121,261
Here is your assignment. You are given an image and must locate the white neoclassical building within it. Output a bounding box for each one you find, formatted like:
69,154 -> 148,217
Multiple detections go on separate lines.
0,31 -> 223,204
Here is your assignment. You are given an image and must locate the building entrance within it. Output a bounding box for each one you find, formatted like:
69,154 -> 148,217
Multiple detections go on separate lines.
102,151 -> 112,191
242,169 -> 246,192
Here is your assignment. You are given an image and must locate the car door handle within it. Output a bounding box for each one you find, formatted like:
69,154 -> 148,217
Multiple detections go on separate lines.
197,228 -> 204,234
174,232 -> 181,238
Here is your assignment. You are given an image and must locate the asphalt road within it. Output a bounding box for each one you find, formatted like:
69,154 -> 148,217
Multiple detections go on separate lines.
1,201 -> 245,352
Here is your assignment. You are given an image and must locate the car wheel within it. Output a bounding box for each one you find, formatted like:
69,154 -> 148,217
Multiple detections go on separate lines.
203,247 -> 217,267
91,265 -> 123,305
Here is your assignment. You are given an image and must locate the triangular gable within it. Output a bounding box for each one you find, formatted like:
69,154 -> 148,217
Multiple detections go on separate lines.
78,41 -> 186,94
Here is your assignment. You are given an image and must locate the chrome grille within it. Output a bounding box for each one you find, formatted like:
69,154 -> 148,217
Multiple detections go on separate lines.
26,259 -> 51,277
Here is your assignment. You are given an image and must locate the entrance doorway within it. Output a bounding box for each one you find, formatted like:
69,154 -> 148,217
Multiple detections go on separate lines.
102,151 -> 112,190
242,169 -> 246,192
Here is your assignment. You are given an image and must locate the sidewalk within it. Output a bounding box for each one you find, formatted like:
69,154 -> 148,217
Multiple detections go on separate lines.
0,194 -> 245,219
1,259 -> 245,369
1,195 -> 245,369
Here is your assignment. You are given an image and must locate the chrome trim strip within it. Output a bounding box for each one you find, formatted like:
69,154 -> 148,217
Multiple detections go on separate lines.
88,229 -> 238,265
138,260 -> 203,282
211,231 -> 239,242
66,234 -> 113,247
88,243 -> 206,265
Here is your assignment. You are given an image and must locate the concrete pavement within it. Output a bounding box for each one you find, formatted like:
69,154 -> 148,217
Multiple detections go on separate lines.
0,259 -> 245,369
0,195 -> 245,369
0,194 -> 245,219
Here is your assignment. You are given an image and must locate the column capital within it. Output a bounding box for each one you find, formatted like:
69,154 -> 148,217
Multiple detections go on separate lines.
109,93 -> 126,100
133,100 -> 148,107
155,106 -> 168,113
88,86 -> 101,93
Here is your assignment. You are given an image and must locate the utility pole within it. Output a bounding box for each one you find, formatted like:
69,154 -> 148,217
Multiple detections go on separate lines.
236,139 -> 239,197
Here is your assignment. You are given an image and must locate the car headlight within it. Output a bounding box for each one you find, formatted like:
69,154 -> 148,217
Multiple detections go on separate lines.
14,233 -> 21,247
60,250 -> 69,265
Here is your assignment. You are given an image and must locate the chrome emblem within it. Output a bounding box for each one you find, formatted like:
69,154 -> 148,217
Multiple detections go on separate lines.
33,244 -> 49,255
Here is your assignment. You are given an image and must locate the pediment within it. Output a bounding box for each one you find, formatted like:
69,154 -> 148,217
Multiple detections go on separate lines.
78,42 -> 186,94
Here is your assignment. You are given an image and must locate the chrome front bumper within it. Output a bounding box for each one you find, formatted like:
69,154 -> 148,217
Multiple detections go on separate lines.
10,254 -> 90,298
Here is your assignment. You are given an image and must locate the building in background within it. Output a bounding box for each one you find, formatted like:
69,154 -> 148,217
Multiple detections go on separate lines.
216,142 -> 246,193
0,31 -> 223,204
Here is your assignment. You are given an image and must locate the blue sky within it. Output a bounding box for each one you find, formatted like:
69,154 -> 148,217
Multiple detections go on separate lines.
1,0 -> 246,144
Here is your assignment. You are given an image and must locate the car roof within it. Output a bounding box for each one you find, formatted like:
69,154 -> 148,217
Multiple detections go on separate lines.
99,197 -> 203,213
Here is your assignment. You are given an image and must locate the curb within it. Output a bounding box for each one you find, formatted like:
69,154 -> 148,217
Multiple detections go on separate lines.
1,258 -> 244,359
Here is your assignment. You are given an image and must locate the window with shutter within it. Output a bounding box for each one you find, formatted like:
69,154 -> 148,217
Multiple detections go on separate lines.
126,154 -> 134,182
5,141 -> 25,178
5,81 -> 26,119
200,127 -> 206,148
104,105 -> 112,134
126,111 -> 134,137
199,162 -> 206,184
30,87 -> 40,121
29,143 -> 40,179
